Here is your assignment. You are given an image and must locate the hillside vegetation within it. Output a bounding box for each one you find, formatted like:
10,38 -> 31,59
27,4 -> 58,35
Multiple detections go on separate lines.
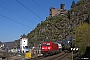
76,22 -> 90,57
27,0 -> 90,45
27,15 -> 73,45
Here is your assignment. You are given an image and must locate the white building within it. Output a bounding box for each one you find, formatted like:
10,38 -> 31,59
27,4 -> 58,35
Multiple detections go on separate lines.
20,34 -> 28,53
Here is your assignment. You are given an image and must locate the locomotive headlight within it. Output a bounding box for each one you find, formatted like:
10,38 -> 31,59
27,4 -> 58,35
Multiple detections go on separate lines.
42,47 -> 44,49
48,47 -> 50,49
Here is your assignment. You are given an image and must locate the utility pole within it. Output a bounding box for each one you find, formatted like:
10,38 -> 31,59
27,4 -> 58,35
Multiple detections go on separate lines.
71,39 -> 73,60
72,50 -> 73,60
71,36 -> 73,60
71,48 -> 73,60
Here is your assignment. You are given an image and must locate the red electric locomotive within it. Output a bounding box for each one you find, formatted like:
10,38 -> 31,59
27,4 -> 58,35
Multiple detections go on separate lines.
41,41 -> 59,56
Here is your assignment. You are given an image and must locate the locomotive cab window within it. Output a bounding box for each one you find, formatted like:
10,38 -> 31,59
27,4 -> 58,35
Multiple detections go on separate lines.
42,43 -> 50,46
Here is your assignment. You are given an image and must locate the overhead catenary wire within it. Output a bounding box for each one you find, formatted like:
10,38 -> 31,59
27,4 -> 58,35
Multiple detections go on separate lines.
16,0 -> 44,20
33,0 -> 48,15
0,4 -> 35,24
0,14 -> 34,29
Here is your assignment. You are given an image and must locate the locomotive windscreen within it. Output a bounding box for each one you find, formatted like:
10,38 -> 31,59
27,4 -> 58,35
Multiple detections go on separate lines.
42,43 -> 50,46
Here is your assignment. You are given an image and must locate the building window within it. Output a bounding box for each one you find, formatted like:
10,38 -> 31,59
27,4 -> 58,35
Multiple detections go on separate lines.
23,46 -> 25,48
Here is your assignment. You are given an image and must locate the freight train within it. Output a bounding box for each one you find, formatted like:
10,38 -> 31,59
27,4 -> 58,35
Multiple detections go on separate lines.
41,41 -> 61,56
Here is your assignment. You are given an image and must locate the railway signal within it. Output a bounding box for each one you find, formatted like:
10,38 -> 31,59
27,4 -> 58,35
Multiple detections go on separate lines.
71,48 -> 79,51
71,48 -> 79,60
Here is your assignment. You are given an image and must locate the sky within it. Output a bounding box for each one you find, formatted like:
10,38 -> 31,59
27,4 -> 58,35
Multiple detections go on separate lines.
0,0 -> 78,42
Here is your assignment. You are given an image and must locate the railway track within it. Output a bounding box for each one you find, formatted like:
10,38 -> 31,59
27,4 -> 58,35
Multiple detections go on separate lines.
30,51 -> 71,60
40,52 -> 69,60
48,53 -> 68,60
51,53 -> 69,60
